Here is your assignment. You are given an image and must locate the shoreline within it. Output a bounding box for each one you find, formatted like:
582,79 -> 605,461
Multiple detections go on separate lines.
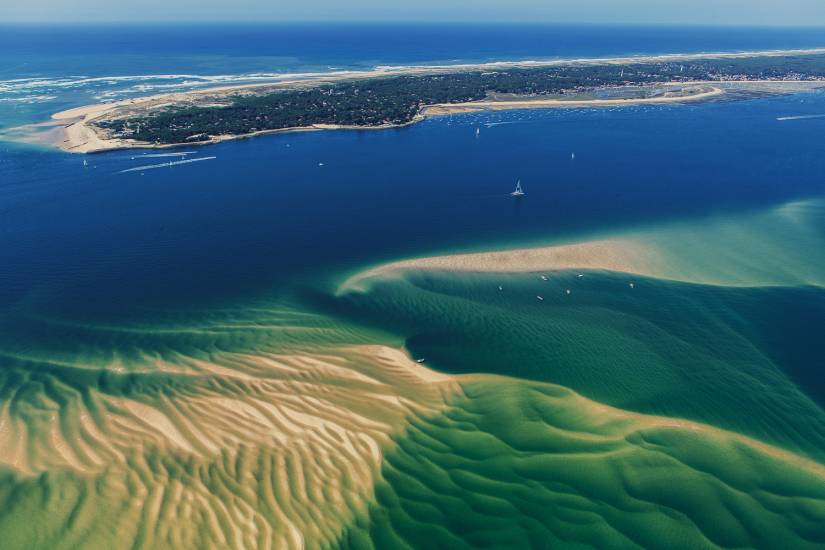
10,46 -> 825,153
421,84 -> 725,115
29,84 -> 725,154
43,113 -> 429,154
340,198 -> 825,293
339,238 -> 655,293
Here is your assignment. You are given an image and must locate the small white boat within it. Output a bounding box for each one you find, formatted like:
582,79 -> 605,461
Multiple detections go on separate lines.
476,127 -> 480,137
540,275 -> 548,281
83,159 -> 88,167
318,162 -> 324,166
577,274 -> 584,278
566,289 -> 572,295
511,179 -> 525,197
629,283 -> 635,289
571,152 -> 575,160
416,358 -> 426,364
498,286 -> 503,291
536,295 -> 544,301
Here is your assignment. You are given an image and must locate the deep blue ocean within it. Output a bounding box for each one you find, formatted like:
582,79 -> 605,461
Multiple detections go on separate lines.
2,23 -> 825,324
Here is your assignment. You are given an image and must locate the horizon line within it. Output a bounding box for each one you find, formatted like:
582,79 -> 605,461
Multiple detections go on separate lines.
3,20 -> 825,29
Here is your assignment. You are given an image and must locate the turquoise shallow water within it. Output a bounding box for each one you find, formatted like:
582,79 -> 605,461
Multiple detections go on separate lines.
329,270 -> 825,461
3,23 -> 825,548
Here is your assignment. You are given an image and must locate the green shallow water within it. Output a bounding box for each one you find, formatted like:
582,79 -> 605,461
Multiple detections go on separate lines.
2,186 -> 825,548
2,243 -> 825,548
5,203 -> 824,548
327,271 -> 825,462
342,379 -> 825,549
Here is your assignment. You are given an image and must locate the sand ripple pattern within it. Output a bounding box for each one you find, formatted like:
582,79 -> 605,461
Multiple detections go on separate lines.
347,379 -> 825,549
0,345 -> 454,549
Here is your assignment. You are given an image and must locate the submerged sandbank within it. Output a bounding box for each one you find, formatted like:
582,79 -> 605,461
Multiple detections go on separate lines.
343,198 -> 825,291
2,335 -> 825,548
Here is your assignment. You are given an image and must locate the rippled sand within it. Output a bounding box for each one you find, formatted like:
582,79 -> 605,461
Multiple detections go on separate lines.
352,377 -> 825,548
1,340 -> 824,548
0,343 -> 456,549
4,199 -> 825,548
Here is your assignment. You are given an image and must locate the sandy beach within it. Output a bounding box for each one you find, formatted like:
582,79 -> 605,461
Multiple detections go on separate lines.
341,197 -> 825,293
31,84 -> 725,154
422,84 -> 724,115
12,47 -> 825,153
340,238 -> 656,293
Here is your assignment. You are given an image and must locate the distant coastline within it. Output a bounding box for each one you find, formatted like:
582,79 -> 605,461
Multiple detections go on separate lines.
13,47 -> 825,154
42,84 -> 722,154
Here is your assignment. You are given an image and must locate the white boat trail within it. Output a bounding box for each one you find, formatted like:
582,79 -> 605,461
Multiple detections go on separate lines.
119,156 -> 216,173
776,114 -> 825,121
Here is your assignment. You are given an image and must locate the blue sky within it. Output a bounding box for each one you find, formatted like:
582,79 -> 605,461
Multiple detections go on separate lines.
3,0 -> 825,25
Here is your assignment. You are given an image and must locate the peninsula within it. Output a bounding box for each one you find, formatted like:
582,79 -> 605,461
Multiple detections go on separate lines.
31,49 -> 825,152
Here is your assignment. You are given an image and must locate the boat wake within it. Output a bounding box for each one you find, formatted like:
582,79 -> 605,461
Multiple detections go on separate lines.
118,156 -> 216,173
777,114 -> 825,121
